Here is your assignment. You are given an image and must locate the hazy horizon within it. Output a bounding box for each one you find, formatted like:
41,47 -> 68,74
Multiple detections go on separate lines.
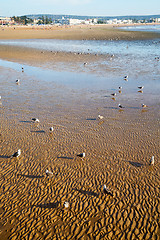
1,0 -> 160,17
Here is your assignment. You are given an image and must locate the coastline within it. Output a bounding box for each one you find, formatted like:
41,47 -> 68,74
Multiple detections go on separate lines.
0,24 -> 160,239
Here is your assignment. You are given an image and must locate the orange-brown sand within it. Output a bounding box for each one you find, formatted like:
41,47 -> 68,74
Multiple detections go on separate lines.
0,26 -> 160,239
0,24 -> 160,41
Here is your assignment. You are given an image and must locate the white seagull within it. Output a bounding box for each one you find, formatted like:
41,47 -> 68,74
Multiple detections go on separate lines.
141,104 -> 148,108
119,86 -> 122,90
98,115 -> 104,120
103,185 -> 113,196
118,104 -> 125,108
11,149 -> 21,158
32,118 -> 40,123
64,201 -> 70,208
111,93 -> 116,96
124,75 -> 128,81
49,127 -> 54,132
138,86 -> 144,89
77,153 -> 85,158
150,156 -> 154,165
16,79 -> 20,83
45,169 -> 53,177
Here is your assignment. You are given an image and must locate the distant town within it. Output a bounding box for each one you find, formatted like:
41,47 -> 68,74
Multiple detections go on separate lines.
0,14 -> 160,26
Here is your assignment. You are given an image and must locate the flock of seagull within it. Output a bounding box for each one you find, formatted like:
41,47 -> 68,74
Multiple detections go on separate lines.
108,75 -> 147,109
0,66 -> 155,209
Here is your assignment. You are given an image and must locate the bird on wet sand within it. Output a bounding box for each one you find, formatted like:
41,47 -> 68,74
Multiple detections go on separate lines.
46,169 -> 53,177
111,93 -> 116,96
16,79 -> 20,84
124,75 -> 128,81
11,149 -> 21,158
103,185 -> 113,197
77,153 -> 85,158
49,127 -> 54,132
150,156 -> 154,165
118,104 -> 125,109
64,201 -> 70,208
32,118 -> 40,123
138,86 -> 144,89
98,115 -> 104,120
141,104 -> 148,108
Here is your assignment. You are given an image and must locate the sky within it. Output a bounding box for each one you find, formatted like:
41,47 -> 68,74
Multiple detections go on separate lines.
1,0 -> 160,17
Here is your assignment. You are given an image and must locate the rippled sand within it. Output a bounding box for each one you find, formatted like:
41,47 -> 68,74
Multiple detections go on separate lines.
0,62 -> 160,240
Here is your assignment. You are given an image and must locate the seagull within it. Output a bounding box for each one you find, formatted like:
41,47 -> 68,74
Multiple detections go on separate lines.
84,62 -> 87,66
49,127 -> 54,132
77,153 -> 85,158
141,104 -> 147,108
118,104 -> 124,108
111,93 -> 116,96
16,79 -> 20,83
32,118 -> 40,123
103,185 -> 113,197
150,156 -> 154,165
98,115 -> 104,120
45,169 -> 53,177
11,149 -> 21,158
124,75 -> 128,81
138,86 -> 144,89
119,86 -> 122,90
64,201 -> 69,208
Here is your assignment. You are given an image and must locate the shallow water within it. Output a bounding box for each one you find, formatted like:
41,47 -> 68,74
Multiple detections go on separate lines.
120,24 -> 160,33
0,39 -> 160,115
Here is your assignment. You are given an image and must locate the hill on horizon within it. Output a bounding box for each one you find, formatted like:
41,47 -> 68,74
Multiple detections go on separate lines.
24,14 -> 160,21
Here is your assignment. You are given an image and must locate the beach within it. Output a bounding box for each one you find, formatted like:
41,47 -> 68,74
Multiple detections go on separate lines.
0,25 -> 160,239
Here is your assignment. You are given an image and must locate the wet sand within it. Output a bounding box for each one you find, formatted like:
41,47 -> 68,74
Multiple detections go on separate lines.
0,26 -> 160,239
0,24 -> 160,41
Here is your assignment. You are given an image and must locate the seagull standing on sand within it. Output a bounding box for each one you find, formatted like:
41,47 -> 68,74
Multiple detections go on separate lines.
141,104 -> 147,108
103,185 -> 113,197
64,201 -> 70,208
119,86 -> 122,90
45,169 -> 53,177
138,86 -> 144,89
32,118 -> 40,123
11,149 -> 21,158
16,79 -> 20,83
98,115 -> 104,120
124,75 -> 128,81
150,156 -> 154,165
49,127 -> 54,132
111,93 -> 116,96
77,153 -> 85,158
118,104 -> 125,109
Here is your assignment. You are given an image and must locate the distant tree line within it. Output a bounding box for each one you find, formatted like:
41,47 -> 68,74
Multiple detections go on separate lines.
11,15 -> 53,25
11,16 -> 33,25
37,16 -> 53,25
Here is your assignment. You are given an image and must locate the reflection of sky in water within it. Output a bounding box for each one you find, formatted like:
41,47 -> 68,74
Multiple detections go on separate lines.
0,39 -> 160,57
119,25 -> 160,33
0,38 -> 160,106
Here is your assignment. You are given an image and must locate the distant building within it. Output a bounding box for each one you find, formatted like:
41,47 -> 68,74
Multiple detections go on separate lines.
0,17 -> 14,25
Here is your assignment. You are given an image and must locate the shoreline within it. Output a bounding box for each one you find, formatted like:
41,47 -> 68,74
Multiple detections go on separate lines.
0,23 -> 160,240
